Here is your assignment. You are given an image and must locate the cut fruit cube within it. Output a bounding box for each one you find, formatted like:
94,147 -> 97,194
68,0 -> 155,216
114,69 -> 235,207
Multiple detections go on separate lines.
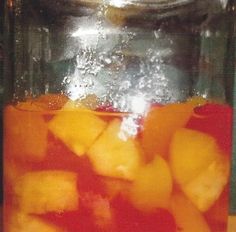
129,156 -> 172,212
88,119 -> 142,180
169,128 -> 221,185
141,102 -> 194,161
6,212 -> 62,232
170,193 -> 211,232
169,128 -> 230,212
4,105 -> 48,161
49,103 -> 107,156
182,155 -> 230,212
13,171 -> 79,214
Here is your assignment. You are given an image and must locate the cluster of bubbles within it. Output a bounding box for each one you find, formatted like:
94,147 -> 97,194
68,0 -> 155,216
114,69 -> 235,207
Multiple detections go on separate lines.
21,0 -> 228,109
56,2 -> 193,113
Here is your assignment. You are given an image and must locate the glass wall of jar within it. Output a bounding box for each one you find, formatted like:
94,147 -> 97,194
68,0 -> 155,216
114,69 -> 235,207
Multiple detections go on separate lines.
3,1 -> 235,232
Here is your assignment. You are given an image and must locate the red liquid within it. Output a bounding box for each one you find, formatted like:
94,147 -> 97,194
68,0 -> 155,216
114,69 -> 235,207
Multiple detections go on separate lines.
3,95 -> 233,232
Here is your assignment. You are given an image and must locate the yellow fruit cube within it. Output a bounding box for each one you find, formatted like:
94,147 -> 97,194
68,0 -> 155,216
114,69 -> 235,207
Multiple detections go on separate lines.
170,193 -> 211,232
169,128 -> 218,185
13,171 -> 79,214
141,102 -> 195,161
88,119 -> 141,180
49,103 -> 107,156
183,155 -> 230,212
169,128 -> 230,212
129,156 -> 172,212
7,212 -> 62,232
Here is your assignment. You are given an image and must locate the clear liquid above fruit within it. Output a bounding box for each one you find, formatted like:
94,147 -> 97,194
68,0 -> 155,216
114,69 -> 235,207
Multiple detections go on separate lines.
3,94 -> 233,232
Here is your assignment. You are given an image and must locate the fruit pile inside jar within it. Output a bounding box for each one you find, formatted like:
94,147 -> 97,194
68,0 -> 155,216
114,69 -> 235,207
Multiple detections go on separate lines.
4,94 -> 232,232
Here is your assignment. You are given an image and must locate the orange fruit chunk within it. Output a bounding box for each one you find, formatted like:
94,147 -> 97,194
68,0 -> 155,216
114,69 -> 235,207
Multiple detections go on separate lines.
7,211 -> 63,232
170,193 -> 211,232
182,154 -> 229,212
169,128 -> 218,185
49,102 -> 107,156
169,128 -> 230,212
141,102 -> 194,161
13,171 -> 79,214
4,104 -> 47,162
129,156 -> 172,212
88,119 -> 142,180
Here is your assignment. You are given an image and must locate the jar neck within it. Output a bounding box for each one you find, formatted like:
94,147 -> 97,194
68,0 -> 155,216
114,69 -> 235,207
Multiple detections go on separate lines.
104,0 -> 229,28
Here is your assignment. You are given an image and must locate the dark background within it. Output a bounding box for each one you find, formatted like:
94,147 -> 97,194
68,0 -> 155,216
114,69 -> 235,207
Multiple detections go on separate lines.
0,0 -> 4,204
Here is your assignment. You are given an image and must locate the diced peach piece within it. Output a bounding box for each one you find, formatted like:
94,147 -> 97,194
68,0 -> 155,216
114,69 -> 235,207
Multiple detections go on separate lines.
141,102 -> 194,161
88,119 -> 142,180
183,155 -> 229,212
13,171 -> 79,214
4,105 -> 47,161
49,103 -> 107,156
170,193 -> 211,232
169,128 -> 230,212
169,128 -> 218,185
7,212 -> 62,232
129,156 -> 172,212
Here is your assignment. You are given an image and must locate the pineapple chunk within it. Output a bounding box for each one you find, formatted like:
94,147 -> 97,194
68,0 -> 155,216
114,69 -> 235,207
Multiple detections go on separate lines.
170,193 -> 211,232
169,128 -> 230,212
7,212 -> 62,232
183,155 -> 229,212
169,128 -> 218,185
129,156 -> 172,212
141,102 -> 194,161
13,171 -> 79,214
88,119 -> 141,180
49,102 -> 107,156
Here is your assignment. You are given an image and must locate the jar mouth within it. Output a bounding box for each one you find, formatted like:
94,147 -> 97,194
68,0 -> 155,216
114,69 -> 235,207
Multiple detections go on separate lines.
107,0 -> 194,9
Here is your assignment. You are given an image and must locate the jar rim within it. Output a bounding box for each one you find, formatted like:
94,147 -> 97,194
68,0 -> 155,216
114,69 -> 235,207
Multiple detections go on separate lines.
107,0 -> 194,9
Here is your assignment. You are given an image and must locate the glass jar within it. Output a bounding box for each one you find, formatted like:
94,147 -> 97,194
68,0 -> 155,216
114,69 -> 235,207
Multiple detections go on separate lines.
3,0 -> 235,231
